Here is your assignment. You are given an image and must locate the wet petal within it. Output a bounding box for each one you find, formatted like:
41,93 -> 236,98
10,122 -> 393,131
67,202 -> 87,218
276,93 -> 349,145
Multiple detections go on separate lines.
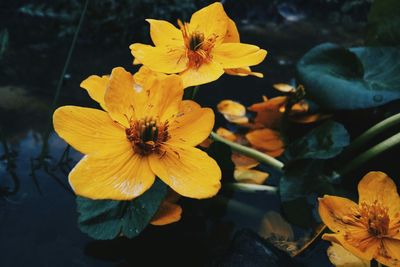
148,144 -> 221,199
53,106 -> 129,157
80,75 -> 109,110
105,67 -> 136,127
69,152 -> 155,200
189,2 -> 229,44
130,43 -> 188,74
213,43 -> 267,69
318,195 -> 360,233
146,19 -> 183,46
168,105 -> 214,146
358,172 -> 400,216
150,202 -> 182,226
180,60 -> 224,88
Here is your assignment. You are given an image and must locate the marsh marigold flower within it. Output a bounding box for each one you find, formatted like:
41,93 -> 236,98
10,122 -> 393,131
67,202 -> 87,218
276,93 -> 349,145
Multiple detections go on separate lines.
319,172 -> 400,266
130,2 -> 267,88
53,67 -> 221,200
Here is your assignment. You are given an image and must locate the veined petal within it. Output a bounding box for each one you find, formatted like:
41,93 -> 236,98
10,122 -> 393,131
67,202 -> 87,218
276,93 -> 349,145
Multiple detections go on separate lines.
130,43 -> 187,74
246,129 -> 284,152
223,18 -> 240,43
213,43 -> 267,69
318,195 -> 360,233
358,172 -> 400,217
80,75 -> 109,110
376,238 -> 400,266
225,67 -> 264,78
69,152 -> 155,200
150,202 -> 182,226
148,144 -> 221,199
189,2 -> 229,44
323,234 -> 379,261
146,19 -> 183,46
180,60 -> 224,88
168,103 -> 214,146
105,67 -> 137,127
53,106 -> 129,157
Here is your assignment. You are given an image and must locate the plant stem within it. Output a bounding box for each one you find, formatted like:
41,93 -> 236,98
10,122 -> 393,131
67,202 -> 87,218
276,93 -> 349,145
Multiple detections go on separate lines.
210,132 -> 284,171
344,113 -> 400,155
183,85 -> 200,100
338,132 -> 400,176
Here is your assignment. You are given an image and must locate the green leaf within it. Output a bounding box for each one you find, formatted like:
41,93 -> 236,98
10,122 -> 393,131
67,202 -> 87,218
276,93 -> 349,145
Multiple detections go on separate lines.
285,121 -> 350,160
296,43 -> 400,110
367,0 -> 400,46
76,179 -> 167,240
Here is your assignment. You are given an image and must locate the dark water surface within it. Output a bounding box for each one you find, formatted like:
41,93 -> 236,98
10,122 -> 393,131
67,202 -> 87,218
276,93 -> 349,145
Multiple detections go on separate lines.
1,1 -> 390,266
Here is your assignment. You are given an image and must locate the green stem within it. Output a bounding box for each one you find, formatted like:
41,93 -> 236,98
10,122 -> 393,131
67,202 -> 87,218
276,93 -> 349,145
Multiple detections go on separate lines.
210,132 -> 284,171
338,132 -> 400,176
183,85 -> 200,100
344,113 -> 400,155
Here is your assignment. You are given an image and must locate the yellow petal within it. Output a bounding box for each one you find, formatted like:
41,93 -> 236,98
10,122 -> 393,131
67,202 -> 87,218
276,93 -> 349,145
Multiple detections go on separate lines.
223,18 -> 240,43
217,99 -> 246,117
234,169 -> 269,184
53,106 -> 129,157
146,19 -> 183,46
133,66 -> 167,87
189,2 -> 229,44
318,195 -> 360,233
290,113 -> 332,124
323,234 -> 379,261
231,153 -> 259,169
376,238 -> 400,266
273,83 -> 295,93
130,43 -> 188,74
358,171 -> 400,218
150,202 -> 182,226
105,67 -> 136,127
246,129 -> 284,152
213,43 -> 267,69
327,243 -> 371,267
148,144 -> 221,199
180,60 -> 224,88
265,148 -> 285,158
69,153 -> 155,200
223,114 -> 249,124
80,75 -> 109,110
216,127 -> 237,142
225,67 -> 264,78
168,105 -> 214,146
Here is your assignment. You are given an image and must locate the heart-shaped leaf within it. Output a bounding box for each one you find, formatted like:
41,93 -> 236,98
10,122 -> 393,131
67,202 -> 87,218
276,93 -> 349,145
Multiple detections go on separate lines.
76,179 -> 167,240
285,120 -> 350,160
296,43 -> 400,110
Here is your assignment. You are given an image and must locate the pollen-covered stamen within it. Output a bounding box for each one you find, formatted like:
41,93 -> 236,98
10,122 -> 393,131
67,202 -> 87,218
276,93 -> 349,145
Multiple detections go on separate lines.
125,117 -> 170,156
178,19 -> 217,69
359,201 -> 390,237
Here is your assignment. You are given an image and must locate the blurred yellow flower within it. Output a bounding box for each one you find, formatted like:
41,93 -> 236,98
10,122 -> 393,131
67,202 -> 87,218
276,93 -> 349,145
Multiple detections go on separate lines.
319,172 -> 400,266
151,191 -> 182,226
53,67 -> 221,200
130,2 -> 267,88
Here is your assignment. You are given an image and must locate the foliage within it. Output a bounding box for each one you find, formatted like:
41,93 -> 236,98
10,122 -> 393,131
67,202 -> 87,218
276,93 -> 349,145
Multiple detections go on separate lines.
0,29 -> 9,61
297,43 -> 400,110
76,179 -> 167,240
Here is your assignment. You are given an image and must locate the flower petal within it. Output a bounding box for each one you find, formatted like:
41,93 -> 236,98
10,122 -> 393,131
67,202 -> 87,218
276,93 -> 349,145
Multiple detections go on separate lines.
180,60 -> 224,88
53,106 -> 129,157
146,19 -> 183,46
148,144 -> 221,199
213,43 -> 267,69
376,238 -> 400,266
327,242 -> 372,267
323,234 -> 379,261
318,195 -> 360,233
168,104 -> 214,147
150,202 -> 182,226
217,99 -> 246,117
69,152 -> 155,200
246,129 -> 284,152
234,169 -> 269,185
80,75 -> 109,110
105,67 -> 137,127
223,18 -> 240,43
225,67 -> 264,78
130,43 -> 187,74
189,2 -> 229,44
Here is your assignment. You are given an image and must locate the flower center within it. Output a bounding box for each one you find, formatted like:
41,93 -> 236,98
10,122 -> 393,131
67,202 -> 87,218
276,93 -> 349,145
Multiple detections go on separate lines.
125,117 -> 169,156
178,20 -> 217,69
359,201 -> 390,237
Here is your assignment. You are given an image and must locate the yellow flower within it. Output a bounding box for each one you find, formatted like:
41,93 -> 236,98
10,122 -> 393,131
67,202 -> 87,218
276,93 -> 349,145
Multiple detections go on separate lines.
53,67 -> 221,200
130,2 -> 267,88
319,172 -> 400,266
